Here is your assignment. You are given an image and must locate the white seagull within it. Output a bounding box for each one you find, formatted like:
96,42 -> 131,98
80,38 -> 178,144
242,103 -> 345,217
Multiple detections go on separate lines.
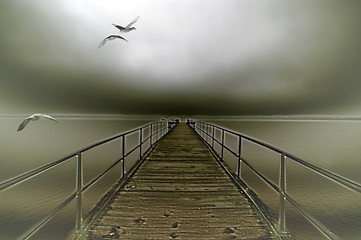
112,16 -> 140,33
98,35 -> 128,48
17,113 -> 58,132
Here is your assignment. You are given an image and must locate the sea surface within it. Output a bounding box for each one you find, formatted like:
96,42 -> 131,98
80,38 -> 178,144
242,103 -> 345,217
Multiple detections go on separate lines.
200,117 -> 361,240
0,116 -> 360,239
0,115 -> 159,239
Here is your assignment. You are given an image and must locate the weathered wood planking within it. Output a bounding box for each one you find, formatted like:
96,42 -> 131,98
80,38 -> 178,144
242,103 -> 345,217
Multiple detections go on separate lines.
83,123 -> 278,239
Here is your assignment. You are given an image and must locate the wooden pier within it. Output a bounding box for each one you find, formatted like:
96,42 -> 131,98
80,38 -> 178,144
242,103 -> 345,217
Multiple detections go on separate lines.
75,123 -> 279,239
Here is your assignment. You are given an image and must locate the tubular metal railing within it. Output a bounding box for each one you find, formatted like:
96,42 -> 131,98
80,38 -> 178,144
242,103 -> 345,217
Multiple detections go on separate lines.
190,121 -> 361,240
0,121 -> 177,240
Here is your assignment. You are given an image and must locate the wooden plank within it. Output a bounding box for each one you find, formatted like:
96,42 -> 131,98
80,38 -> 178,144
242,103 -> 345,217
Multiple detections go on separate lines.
88,225 -> 275,239
80,123 -> 278,240
98,215 -> 265,227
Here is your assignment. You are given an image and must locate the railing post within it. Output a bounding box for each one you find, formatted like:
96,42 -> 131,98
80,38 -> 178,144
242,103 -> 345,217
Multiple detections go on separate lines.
279,153 -> 286,233
158,122 -> 160,140
237,136 -> 242,179
121,135 -> 125,178
163,121 -> 165,136
156,123 -> 158,141
221,129 -> 225,161
206,124 -> 209,144
75,152 -> 83,231
150,124 -> 153,146
205,123 -> 207,141
158,122 -> 161,139
139,128 -> 143,160
212,125 -> 215,149
159,122 -> 163,138
204,123 -> 207,142
203,123 -> 207,142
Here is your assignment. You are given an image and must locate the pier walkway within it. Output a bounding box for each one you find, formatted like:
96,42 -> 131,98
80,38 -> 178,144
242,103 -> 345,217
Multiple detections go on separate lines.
76,123 -> 278,239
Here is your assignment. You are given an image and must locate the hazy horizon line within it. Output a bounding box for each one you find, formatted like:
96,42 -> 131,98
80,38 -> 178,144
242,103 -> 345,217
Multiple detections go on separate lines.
1,113 -> 361,120
194,114 -> 361,121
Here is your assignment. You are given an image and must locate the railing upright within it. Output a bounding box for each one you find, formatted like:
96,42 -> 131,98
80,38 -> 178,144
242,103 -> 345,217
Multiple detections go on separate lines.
237,136 -> 242,179
156,123 -> 158,141
206,123 -> 208,142
160,122 -> 162,137
203,123 -> 205,139
139,128 -> 143,160
150,124 -> 153,146
121,135 -> 125,179
205,123 -> 207,141
212,125 -> 215,149
163,122 -> 165,136
157,123 -> 159,141
221,129 -> 225,161
207,124 -> 210,144
75,152 -> 83,231
279,153 -> 286,233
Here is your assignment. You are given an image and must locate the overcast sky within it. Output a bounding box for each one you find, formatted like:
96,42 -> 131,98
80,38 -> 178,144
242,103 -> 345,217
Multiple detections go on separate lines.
1,0 -> 361,116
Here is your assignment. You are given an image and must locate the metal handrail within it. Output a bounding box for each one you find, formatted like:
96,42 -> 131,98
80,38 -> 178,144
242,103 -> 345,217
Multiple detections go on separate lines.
0,121 -> 176,240
190,121 -> 361,240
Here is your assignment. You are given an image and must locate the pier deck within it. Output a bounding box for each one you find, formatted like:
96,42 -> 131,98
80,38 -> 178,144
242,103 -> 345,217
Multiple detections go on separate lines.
78,123 -> 278,239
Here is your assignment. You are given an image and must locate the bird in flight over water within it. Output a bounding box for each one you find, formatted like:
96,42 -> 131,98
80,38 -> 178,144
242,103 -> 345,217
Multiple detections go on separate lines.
112,16 -> 140,33
17,113 -> 58,132
98,35 -> 128,48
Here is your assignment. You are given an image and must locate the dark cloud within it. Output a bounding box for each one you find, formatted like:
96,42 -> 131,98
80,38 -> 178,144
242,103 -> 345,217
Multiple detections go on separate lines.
1,0 -> 361,116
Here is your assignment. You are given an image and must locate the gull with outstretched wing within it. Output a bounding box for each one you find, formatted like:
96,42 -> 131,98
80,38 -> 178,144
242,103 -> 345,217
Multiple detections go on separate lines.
17,113 -> 58,132
112,16 -> 140,33
98,35 -> 128,48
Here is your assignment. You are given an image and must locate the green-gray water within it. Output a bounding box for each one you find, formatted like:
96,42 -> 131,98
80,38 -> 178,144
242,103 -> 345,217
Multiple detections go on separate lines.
0,116 -> 360,239
203,118 -> 361,240
0,116 -> 157,239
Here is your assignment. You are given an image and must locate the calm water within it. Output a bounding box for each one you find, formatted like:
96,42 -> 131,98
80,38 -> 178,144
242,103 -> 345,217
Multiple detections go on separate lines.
0,115 -> 158,239
1,116 -> 360,239
203,118 -> 361,240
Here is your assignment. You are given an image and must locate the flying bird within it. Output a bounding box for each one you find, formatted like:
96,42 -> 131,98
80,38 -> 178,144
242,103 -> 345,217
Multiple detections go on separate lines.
112,16 -> 140,33
17,113 -> 58,132
98,35 -> 128,48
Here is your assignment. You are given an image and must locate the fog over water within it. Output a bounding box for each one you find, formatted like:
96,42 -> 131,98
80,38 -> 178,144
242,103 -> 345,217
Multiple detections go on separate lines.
1,0 -> 361,115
